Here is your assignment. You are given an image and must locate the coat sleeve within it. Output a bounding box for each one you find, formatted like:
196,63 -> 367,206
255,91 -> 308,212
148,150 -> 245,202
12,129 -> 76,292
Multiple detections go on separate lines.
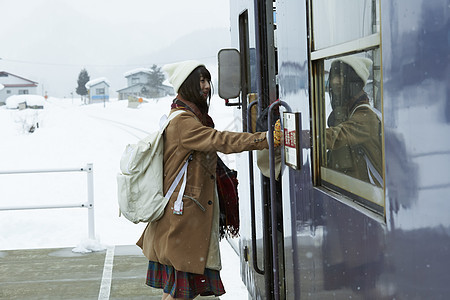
174,113 -> 269,154
325,107 -> 378,150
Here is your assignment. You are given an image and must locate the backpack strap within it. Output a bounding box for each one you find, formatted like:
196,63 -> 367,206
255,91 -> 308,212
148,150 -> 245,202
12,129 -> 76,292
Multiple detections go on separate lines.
159,109 -> 186,132
165,154 -> 193,215
350,103 -> 382,120
160,109 -> 191,215
362,151 -> 383,187
350,104 -> 384,187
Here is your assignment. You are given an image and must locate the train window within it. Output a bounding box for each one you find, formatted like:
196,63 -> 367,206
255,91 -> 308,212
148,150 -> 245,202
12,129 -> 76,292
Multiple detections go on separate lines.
310,1 -> 384,214
311,0 -> 380,50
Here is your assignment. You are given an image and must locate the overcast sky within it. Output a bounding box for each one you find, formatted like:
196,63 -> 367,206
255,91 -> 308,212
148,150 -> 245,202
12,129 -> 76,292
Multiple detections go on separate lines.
0,0 -> 230,97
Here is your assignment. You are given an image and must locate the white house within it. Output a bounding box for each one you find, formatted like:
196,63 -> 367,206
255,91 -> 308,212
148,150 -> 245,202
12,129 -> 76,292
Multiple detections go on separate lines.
85,77 -> 110,104
0,71 -> 38,105
117,68 -> 174,100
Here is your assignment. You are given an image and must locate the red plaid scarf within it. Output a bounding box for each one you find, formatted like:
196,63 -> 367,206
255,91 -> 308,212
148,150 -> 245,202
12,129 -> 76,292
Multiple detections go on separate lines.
171,96 -> 239,239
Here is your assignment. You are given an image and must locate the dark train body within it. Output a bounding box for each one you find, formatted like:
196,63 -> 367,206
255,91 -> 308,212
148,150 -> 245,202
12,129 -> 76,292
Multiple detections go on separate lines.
218,0 -> 450,299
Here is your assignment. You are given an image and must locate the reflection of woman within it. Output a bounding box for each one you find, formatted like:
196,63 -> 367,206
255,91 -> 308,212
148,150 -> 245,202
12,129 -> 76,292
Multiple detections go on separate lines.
136,60 -> 276,300
326,56 -> 382,186
323,58 -> 386,297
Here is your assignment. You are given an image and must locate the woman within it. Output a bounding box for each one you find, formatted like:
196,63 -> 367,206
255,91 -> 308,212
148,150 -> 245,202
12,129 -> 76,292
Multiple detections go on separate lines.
325,56 -> 382,186
137,60 -> 279,299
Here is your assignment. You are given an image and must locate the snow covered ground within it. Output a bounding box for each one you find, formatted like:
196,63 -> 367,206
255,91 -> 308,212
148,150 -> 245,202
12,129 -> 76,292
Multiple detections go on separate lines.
0,95 -> 247,299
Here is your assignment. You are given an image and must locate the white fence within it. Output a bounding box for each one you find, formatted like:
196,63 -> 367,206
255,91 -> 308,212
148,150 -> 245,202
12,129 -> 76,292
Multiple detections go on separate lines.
0,163 -> 95,239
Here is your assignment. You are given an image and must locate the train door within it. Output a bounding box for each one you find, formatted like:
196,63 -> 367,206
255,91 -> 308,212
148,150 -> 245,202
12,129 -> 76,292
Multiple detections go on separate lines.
219,0 -> 285,299
250,1 -> 287,299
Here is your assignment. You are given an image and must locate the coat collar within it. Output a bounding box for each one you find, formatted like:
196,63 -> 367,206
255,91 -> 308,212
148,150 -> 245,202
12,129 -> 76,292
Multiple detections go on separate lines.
171,95 -> 214,128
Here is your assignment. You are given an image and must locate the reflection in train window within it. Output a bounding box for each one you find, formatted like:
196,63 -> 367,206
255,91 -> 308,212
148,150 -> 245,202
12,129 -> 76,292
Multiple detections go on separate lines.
320,53 -> 384,213
310,1 -> 384,214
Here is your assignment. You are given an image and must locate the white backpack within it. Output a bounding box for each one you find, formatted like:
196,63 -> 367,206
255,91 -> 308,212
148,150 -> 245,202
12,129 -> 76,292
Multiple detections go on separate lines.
117,110 -> 187,223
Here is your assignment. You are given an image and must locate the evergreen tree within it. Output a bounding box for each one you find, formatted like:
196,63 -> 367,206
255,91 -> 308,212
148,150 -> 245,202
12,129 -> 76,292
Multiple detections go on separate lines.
76,68 -> 90,100
147,64 -> 165,89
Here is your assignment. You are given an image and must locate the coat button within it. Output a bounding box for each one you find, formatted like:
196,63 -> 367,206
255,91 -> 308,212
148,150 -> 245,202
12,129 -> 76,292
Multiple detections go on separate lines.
208,200 -> 213,205
210,175 -> 215,179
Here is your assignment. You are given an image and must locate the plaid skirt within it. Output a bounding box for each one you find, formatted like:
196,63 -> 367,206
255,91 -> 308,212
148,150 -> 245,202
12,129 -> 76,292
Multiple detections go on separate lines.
146,261 -> 226,299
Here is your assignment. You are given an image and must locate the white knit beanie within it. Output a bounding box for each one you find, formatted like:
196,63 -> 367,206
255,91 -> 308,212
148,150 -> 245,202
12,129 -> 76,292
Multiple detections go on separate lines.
162,60 -> 204,93
335,56 -> 373,85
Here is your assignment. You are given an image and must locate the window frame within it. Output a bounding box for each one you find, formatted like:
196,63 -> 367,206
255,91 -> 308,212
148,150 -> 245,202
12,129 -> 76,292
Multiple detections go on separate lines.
309,2 -> 385,216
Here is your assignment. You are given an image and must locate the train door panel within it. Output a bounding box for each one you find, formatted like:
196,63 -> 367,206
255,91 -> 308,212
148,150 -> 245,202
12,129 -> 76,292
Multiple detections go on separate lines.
227,1 -> 274,299
230,0 -> 287,299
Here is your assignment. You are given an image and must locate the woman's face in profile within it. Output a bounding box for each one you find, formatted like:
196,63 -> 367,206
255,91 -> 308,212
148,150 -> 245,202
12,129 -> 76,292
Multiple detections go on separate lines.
330,74 -> 345,99
199,76 -> 211,100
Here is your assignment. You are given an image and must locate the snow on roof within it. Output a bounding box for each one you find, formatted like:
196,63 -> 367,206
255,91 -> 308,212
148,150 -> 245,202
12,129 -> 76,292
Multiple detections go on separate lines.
85,77 -> 110,89
0,71 -> 38,85
124,68 -> 151,77
0,83 -> 4,90
5,95 -> 45,109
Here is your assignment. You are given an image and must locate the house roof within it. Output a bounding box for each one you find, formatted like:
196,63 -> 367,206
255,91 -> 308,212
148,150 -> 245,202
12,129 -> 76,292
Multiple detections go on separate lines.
123,68 -> 151,77
85,77 -> 110,88
116,83 -> 146,93
117,83 -> 173,93
0,71 -> 38,87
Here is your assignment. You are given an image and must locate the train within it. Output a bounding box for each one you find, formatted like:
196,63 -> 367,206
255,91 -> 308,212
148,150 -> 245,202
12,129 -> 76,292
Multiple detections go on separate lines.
217,0 -> 450,299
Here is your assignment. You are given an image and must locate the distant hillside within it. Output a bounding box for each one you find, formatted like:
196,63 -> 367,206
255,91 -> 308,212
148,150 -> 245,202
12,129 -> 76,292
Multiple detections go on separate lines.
130,27 -> 231,67
115,27 -> 231,92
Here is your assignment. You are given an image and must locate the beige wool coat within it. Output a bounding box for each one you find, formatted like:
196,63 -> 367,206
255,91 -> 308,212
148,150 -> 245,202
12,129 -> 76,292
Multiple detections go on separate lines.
326,102 -> 382,185
137,108 -> 268,275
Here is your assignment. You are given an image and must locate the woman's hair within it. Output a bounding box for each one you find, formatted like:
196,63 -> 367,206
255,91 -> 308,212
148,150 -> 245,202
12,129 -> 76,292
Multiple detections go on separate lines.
178,66 -> 212,114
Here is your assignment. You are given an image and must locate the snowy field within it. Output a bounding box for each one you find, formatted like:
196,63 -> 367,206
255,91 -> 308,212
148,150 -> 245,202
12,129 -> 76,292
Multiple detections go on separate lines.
0,95 -> 247,298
